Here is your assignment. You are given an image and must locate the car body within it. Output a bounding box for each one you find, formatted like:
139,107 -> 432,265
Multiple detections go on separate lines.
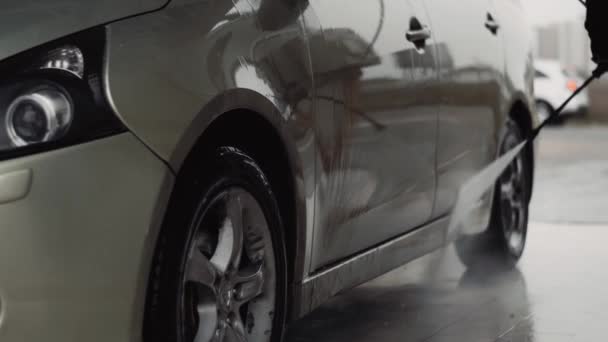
534,59 -> 589,121
0,1 -> 535,341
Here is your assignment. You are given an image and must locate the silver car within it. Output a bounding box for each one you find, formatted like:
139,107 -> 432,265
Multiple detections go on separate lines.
0,1 -> 535,341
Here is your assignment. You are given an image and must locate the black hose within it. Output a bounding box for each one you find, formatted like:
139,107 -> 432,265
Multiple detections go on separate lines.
532,65 -> 606,139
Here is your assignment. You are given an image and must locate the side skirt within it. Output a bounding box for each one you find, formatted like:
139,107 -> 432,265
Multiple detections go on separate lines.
292,215 -> 449,318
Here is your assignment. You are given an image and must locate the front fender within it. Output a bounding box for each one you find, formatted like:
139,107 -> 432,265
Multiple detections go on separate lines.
104,0 -> 316,307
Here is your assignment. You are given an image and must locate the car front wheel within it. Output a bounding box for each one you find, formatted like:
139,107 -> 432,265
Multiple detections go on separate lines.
145,147 -> 288,342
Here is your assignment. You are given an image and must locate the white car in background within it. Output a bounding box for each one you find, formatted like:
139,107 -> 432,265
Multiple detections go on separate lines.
534,59 -> 589,122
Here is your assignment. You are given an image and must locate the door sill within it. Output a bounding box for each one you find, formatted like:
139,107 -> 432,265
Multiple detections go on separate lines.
292,215 -> 449,318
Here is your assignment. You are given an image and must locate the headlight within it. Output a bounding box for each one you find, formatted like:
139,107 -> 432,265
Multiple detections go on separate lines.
0,27 -> 125,160
6,86 -> 73,146
39,46 -> 85,79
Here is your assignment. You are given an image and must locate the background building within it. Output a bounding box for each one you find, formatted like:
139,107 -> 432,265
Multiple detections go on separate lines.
533,15 -> 592,74
532,15 -> 608,121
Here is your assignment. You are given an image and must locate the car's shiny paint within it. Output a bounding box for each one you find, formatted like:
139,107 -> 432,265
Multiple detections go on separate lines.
104,0 -> 315,287
0,134 -> 173,342
301,0 -> 440,269
425,0 -> 505,220
493,0 -> 536,120
104,0 -> 533,318
0,0 -> 535,340
297,214 -> 449,317
0,0 -> 168,62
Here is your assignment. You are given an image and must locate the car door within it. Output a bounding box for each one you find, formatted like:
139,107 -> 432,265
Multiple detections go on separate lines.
423,0 -> 506,218
301,0 -> 440,269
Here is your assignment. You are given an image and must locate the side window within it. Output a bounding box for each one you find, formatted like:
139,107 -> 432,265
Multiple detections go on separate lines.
535,69 -> 547,78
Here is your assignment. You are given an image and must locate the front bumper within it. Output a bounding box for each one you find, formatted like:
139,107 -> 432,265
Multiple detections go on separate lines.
0,133 -> 174,342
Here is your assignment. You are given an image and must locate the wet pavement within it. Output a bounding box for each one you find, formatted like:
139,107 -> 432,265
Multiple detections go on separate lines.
286,125 -> 608,342
531,126 -> 608,223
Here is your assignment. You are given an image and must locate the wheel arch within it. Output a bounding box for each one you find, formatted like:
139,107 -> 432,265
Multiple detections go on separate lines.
535,98 -> 554,114
168,89 -> 309,321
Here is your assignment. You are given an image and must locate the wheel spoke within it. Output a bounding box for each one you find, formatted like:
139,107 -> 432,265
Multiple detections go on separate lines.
234,263 -> 265,305
503,224 -> 512,241
503,191 -> 525,253
193,302 -> 219,342
245,230 -> 266,264
226,315 -> 247,342
226,195 -> 245,268
187,249 -> 217,288
511,200 -> 525,230
210,321 -> 227,342
511,157 -> 521,176
508,231 -> 523,251
210,193 -> 244,274
500,182 -> 513,198
182,188 -> 277,342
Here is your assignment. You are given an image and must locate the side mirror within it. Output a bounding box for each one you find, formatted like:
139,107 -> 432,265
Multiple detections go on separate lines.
586,0 -> 608,67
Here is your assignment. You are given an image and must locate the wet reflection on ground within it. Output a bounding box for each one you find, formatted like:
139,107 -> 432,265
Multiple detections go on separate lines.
287,221 -> 608,341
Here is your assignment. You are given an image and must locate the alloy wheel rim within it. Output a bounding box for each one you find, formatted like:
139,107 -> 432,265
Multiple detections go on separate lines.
181,187 -> 276,342
499,134 -> 527,256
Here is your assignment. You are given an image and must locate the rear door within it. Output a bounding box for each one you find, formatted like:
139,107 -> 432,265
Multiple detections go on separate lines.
423,0 -> 505,217
302,0 -> 440,269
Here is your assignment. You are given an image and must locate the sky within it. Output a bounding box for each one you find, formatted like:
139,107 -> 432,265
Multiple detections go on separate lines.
522,0 -> 586,26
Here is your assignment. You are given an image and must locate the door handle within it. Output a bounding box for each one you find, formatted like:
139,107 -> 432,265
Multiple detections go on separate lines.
406,26 -> 432,43
485,13 -> 500,34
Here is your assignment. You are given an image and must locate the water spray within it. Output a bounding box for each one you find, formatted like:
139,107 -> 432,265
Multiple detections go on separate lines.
448,0 -> 607,233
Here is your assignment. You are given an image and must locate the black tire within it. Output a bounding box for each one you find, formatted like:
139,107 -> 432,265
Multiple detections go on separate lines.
144,146 -> 288,342
454,119 -> 530,268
